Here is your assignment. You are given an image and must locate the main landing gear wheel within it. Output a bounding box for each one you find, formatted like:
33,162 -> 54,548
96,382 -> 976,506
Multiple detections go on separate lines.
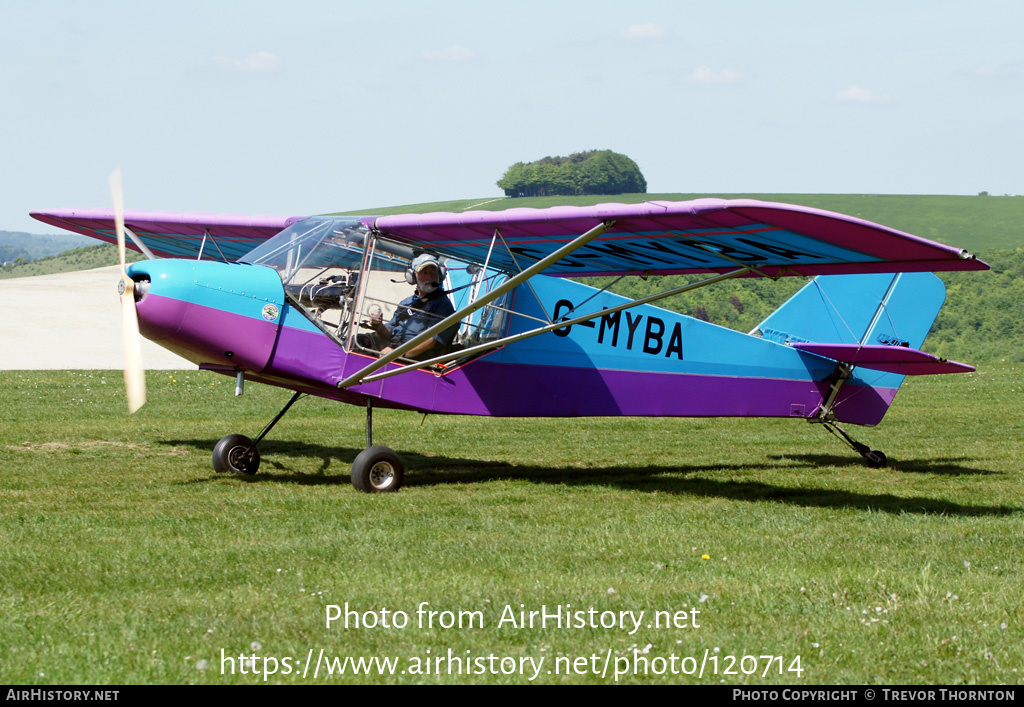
212,434 -> 261,475
351,445 -> 404,493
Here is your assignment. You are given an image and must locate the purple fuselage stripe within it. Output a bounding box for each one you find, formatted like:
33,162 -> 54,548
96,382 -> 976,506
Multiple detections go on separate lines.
136,294 -> 278,371
138,295 -> 896,426
266,319 -> 896,425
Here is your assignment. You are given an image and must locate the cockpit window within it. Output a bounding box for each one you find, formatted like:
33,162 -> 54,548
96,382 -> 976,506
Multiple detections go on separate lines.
244,217 -> 512,369
240,217 -> 382,274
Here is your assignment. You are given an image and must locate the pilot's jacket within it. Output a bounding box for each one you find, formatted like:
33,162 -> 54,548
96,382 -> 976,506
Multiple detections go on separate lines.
387,288 -> 457,350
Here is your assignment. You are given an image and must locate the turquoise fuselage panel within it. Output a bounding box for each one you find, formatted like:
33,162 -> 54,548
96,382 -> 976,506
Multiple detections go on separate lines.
487,274 -> 836,383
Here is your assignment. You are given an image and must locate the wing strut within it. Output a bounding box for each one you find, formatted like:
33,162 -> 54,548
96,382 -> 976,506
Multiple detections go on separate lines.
353,266 -> 753,385
858,273 -> 900,345
196,228 -> 231,262
495,228 -> 554,324
336,219 -> 617,389
122,225 -> 157,261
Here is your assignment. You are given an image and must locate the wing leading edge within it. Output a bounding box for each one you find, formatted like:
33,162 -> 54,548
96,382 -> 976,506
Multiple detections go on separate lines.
30,208 -> 306,261
372,199 -> 989,278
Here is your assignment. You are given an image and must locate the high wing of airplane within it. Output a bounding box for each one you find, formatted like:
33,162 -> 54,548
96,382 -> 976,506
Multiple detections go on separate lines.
30,207 -> 305,261
31,194 -> 988,492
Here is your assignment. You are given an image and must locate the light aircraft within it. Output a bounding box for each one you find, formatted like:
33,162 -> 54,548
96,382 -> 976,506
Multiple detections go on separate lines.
32,179 -> 988,491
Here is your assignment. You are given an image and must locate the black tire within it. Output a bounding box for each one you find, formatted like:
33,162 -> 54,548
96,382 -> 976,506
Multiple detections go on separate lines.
351,445 -> 404,493
864,450 -> 887,468
212,434 -> 261,475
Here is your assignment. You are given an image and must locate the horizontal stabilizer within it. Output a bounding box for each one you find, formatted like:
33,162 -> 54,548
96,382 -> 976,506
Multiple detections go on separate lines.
792,343 -> 974,375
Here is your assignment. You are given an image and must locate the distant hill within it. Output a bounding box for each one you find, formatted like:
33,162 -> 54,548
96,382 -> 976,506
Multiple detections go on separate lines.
0,230 -> 93,262
0,243 -> 143,279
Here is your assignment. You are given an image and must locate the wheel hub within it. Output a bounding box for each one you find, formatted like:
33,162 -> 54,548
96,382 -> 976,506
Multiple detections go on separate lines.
229,446 -> 251,470
369,461 -> 395,489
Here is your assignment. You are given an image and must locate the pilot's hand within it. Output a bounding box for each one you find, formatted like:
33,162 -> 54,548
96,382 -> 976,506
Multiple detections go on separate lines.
368,304 -> 383,323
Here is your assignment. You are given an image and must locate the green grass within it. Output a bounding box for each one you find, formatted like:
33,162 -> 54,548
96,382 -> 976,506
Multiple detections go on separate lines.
1,368 -> 1022,684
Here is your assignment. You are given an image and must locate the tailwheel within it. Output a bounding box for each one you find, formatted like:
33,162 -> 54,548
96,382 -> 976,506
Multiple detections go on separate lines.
351,445 -> 404,493
863,449 -> 887,468
212,434 -> 261,475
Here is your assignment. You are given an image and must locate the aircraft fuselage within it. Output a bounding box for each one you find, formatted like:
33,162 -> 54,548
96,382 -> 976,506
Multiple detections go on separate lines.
125,257 -> 895,426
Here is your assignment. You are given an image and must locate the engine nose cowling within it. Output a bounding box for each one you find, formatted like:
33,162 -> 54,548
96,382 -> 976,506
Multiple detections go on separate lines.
126,259 -> 285,371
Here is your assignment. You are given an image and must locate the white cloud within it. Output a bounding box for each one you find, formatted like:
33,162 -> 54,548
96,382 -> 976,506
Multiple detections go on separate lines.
975,62 -> 1023,78
420,45 -> 478,62
212,51 -> 281,72
621,23 -> 668,41
683,66 -> 743,85
833,85 -> 890,103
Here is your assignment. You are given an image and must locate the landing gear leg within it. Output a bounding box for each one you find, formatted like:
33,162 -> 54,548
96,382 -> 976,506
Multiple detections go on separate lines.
366,397 -> 373,448
813,364 -> 887,467
212,390 -> 304,475
819,420 -> 888,468
351,398 -> 404,492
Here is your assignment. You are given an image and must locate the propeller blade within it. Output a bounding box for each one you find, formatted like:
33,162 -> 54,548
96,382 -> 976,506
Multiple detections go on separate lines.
120,280 -> 146,414
109,168 -> 147,413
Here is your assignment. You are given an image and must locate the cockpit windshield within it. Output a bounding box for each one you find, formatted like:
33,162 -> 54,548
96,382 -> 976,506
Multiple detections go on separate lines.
242,216 -> 512,368
240,216 -> 393,274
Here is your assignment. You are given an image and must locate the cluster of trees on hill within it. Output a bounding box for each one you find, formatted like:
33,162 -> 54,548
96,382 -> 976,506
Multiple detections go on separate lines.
497,150 -> 647,197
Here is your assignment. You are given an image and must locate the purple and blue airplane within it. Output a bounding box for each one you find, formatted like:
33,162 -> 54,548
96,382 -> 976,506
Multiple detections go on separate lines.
32,186 -> 988,492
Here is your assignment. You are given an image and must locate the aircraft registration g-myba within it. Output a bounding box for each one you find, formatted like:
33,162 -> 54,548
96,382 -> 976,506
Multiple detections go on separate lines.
32,178 -> 988,492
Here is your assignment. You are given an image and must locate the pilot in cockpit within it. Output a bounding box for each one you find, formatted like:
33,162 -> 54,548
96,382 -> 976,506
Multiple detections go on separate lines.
357,254 -> 457,360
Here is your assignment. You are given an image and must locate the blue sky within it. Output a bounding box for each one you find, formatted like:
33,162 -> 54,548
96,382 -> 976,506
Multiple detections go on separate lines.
3,0 -> 1022,234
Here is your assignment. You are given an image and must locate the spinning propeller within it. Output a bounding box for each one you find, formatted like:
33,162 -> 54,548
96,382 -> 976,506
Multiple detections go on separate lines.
109,168 -> 146,413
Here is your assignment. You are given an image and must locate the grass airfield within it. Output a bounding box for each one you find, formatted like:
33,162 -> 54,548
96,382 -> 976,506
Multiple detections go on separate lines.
1,366 -> 1021,684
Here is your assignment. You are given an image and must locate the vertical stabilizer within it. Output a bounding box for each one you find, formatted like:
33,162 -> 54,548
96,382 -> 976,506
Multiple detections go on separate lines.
755,273 -> 947,425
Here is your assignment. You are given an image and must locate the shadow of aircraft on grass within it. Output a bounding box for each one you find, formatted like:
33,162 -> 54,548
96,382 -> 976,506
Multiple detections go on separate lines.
766,454 -> 1002,476
162,438 -> 1016,518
